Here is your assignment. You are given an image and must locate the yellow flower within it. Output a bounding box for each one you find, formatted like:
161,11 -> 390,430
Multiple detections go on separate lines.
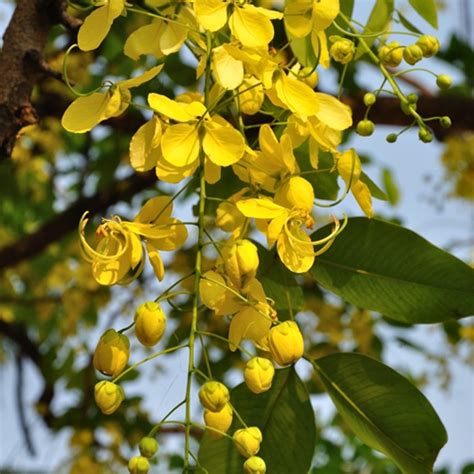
62,65 -> 163,133
77,0 -> 125,51
233,427 -> 263,458
128,456 -> 150,474
93,329 -> 130,378
378,41 -> 403,67
199,271 -> 277,351
268,321 -> 304,365
330,37 -> 355,64
79,195 -> 187,285
222,239 -> 259,291
244,456 -> 267,474
94,381 -> 124,415
138,437 -> 159,458
134,301 -> 167,347
238,76 -> 265,115
215,188 -> 248,234
244,357 -> 275,394
336,149 -> 373,217
203,403 -> 233,437
194,0 -> 282,48
147,93 -> 245,172
199,381 -> 230,412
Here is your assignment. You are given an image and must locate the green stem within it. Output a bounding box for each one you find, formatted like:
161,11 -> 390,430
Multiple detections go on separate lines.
148,399 -> 186,437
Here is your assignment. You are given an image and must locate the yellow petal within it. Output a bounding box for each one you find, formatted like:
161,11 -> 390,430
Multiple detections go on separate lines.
199,271 -> 230,310
160,21 -> 188,55
229,5 -> 275,48
238,76 -> 264,115
135,195 -> 173,224
195,0 -> 228,31
352,181 -> 373,218
274,73 -> 319,119
229,306 -> 272,351
336,148 -> 361,183
146,241 -> 165,280
314,93 -> 352,130
203,118 -> 245,166
129,116 -> 162,172
267,212 -> 287,246
212,46 -> 244,90
124,20 -> 164,60
205,158 -> 221,184
309,137 -> 319,169
311,30 -> 330,69
284,0 -> 313,38
307,117 -> 341,151
312,0 -> 340,31
61,90 -> 120,133
77,0 -> 125,51
120,65 -> 164,90
237,198 -> 286,219
161,123 -> 200,167
148,93 -> 201,122
156,157 -> 198,183
277,230 -> 314,273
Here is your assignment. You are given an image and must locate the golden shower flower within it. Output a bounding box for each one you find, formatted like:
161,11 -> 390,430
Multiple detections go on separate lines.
93,329 -> 130,378
244,456 -> 267,474
199,381 -> 230,412
203,403 -> 233,437
134,301 -> 167,347
233,427 -> 263,458
244,357 -> 275,394
94,381 -> 124,415
268,321 -> 304,365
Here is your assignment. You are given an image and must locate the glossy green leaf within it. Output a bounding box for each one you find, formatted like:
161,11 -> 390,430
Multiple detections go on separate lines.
198,367 -> 316,474
397,11 -> 422,34
257,244 -> 303,321
356,0 -> 394,59
311,218 -> 474,323
360,172 -> 388,201
382,167 -> 400,205
313,353 -> 447,473
408,0 -> 438,28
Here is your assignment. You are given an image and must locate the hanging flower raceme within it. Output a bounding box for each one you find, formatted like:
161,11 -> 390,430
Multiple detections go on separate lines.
236,177 -> 345,273
194,0 -> 283,48
79,196 -> 187,285
147,93 -> 246,183
199,269 -> 277,351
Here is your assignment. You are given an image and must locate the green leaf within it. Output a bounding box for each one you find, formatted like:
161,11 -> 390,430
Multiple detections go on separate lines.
198,367 -> 316,474
382,167 -> 400,205
408,0 -> 438,28
360,172 -> 387,201
397,11 -> 422,34
311,218 -> 474,323
356,0 -> 394,59
288,32 -> 318,68
256,244 -> 303,321
313,353 -> 447,473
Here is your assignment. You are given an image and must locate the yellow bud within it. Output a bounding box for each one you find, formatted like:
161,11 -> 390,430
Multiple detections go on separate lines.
274,176 -> 314,213
199,381 -> 230,412
403,44 -> 423,65
268,321 -> 304,366
416,35 -> 440,57
93,329 -> 130,378
244,456 -> 267,473
139,437 -> 159,458
244,357 -> 275,394
224,239 -> 259,290
134,301 -> 166,347
203,403 -> 233,437
128,456 -> 150,474
216,200 -> 245,233
233,427 -> 263,458
238,77 -> 264,115
94,381 -> 124,415
330,39 -> 355,64
378,41 -> 403,67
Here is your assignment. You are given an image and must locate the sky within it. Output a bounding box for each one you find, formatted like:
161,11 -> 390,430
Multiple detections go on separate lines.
0,0 -> 473,472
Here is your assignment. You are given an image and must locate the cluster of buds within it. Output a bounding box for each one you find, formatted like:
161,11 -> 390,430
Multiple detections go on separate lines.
128,436 -> 159,474
92,302 -> 168,416
378,35 -> 440,67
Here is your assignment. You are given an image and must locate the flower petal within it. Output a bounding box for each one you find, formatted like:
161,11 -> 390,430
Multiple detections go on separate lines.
203,118 -> 245,166
161,123 -> 200,167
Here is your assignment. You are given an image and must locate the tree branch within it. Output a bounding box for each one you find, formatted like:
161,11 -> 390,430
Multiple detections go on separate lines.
0,171 -> 157,271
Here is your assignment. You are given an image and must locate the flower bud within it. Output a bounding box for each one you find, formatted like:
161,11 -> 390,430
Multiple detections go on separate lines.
244,456 -> 267,474
363,93 -> 376,106
93,329 -> 130,378
400,100 -> 416,116
416,35 -> 440,57
440,116 -> 452,129
134,301 -> 166,347
403,44 -> 423,65
139,437 -> 159,458
268,321 -> 304,366
330,38 -> 355,64
216,200 -> 245,233
418,128 -> 433,143
128,456 -> 150,474
407,93 -> 418,104
199,381 -> 230,412
274,176 -> 314,213
224,239 -> 259,290
233,427 -> 262,458
386,133 -> 398,143
356,119 -> 375,137
203,403 -> 233,437
244,357 -> 275,394
378,41 -> 403,67
238,77 -> 264,115
94,381 -> 124,415
436,74 -> 452,90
